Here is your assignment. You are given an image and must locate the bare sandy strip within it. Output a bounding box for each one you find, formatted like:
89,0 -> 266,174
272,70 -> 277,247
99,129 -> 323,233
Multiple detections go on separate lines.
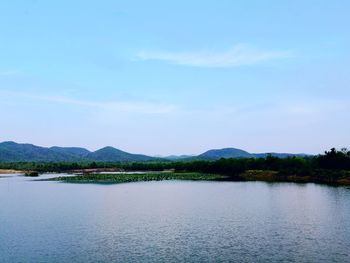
0,169 -> 23,174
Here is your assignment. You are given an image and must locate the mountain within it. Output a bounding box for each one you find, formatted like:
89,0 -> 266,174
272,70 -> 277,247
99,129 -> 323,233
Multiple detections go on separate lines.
0,141 -> 85,162
50,146 -> 91,157
197,148 -> 253,160
0,142 -> 157,162
0,141 -> 310,163
173,148 -> 309,161
86,146 -> 156,162
195,148 -> 309,160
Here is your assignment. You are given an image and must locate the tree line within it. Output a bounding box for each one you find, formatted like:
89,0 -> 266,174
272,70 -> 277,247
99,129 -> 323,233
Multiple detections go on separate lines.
1,148 -> 349,176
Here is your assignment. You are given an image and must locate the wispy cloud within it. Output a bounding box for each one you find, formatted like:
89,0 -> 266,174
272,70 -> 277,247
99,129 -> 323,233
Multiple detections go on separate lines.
136,44 -> 291,68
0,91 -> 176,114
284,99 -> 350,115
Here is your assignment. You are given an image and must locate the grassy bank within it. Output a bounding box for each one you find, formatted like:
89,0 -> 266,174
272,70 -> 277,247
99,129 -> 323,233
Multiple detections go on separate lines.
44,170 -> 350,186
239,170 -> 350,185
45,172 -> 228,184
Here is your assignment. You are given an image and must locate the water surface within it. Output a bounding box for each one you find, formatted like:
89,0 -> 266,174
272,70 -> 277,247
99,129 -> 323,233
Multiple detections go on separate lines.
0,174 -> 349,262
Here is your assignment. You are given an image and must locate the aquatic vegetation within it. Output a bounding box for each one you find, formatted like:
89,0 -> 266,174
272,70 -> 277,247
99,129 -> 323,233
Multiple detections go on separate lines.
24,171 -> 39,177
46,172 -> 227,184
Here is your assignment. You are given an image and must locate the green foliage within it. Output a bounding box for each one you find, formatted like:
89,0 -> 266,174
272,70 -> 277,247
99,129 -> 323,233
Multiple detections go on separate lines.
24,171 -> 39,177
315,148 -> 350,170
2,148 -> 350,185
46,172 -> 226,184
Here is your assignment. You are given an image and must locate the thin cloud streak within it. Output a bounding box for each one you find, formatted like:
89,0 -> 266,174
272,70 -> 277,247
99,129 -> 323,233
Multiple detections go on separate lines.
137,44 -> 291,67
1,91 -> 176,114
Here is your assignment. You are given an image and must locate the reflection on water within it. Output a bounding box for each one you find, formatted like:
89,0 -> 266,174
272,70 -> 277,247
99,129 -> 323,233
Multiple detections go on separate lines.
0,174 -> 349,262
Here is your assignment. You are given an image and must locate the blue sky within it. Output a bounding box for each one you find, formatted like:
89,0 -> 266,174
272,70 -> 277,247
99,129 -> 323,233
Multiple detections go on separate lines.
0,0 -> 349,155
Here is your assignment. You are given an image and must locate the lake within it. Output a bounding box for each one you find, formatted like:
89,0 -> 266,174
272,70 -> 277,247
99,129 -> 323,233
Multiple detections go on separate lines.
1,173 -> 350,262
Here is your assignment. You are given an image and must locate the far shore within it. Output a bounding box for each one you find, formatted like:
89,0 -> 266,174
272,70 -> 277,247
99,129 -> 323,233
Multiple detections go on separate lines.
42,170 -> 350,186
2,167 -> 350,186
69,168 -> 124,174
0,168 -> 124,175
0,169 -> 23,174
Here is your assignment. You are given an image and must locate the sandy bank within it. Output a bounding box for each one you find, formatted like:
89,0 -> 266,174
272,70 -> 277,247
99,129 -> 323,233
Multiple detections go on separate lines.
0,169 -> 23,174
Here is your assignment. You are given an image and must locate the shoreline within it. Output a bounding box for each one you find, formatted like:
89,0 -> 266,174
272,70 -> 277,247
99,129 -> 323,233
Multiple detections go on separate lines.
42,170 -> 350,186
238,170 -> 350,186
0,169 -> 23,174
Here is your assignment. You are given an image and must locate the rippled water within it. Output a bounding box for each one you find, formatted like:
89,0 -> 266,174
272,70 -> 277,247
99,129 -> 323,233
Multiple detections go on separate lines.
0,174 -> 350,262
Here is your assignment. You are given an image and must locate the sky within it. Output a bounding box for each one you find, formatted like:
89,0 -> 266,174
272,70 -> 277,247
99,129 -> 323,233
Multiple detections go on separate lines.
0,0 -> 349,155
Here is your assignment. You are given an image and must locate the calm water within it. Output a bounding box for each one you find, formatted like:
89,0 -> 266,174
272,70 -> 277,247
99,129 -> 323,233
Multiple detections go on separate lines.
0,174 -> 350,262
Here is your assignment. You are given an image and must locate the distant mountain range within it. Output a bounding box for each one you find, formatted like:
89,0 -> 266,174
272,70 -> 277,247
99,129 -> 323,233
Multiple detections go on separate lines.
0,141 -> 309,163
196,148 -> 308,160
0,142 -> 156,162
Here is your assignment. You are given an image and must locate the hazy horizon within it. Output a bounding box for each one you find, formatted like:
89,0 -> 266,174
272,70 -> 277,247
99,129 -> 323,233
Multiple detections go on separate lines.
1,1 -> 349,156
